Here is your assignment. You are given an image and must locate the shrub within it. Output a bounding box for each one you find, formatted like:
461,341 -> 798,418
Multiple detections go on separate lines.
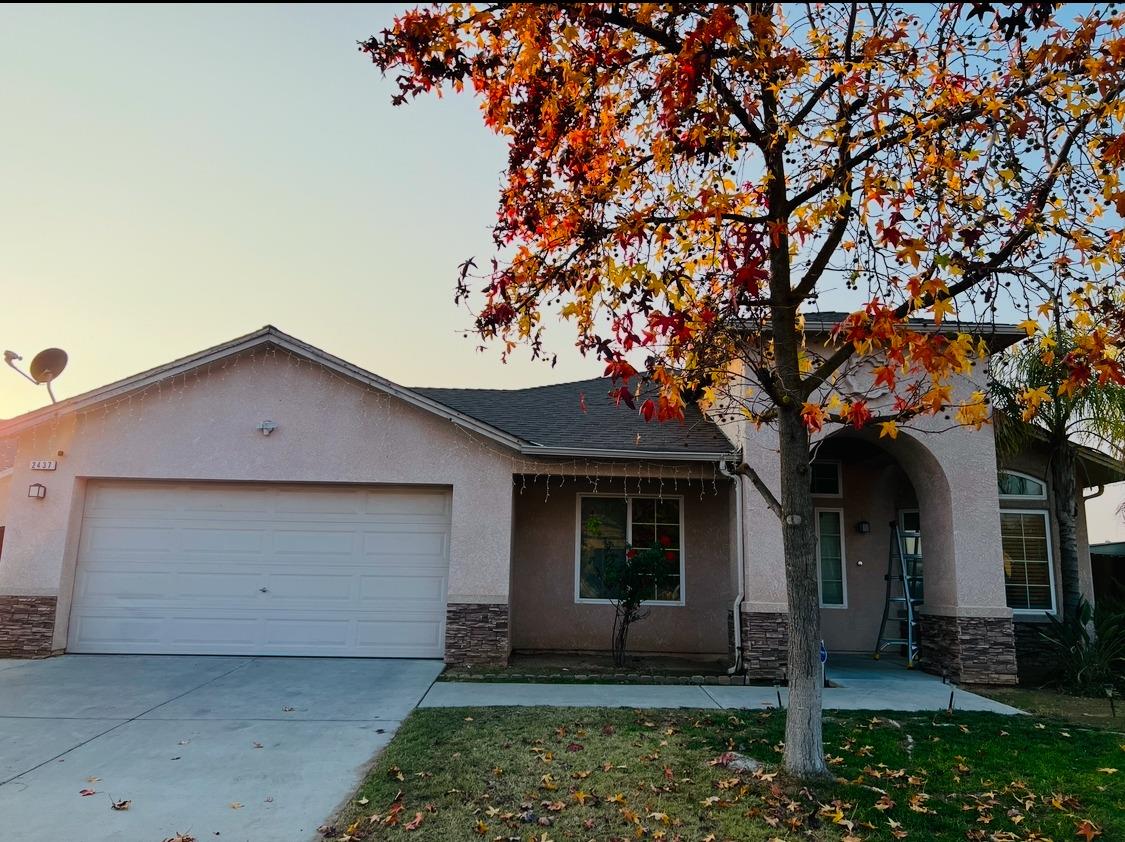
1039,596 -> 1125,696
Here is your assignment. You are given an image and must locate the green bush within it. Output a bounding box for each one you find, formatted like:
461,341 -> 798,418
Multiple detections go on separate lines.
1039,596 -> 1125,695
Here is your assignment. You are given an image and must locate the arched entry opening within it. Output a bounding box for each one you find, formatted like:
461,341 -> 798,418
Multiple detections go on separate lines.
812,428 -> 956,659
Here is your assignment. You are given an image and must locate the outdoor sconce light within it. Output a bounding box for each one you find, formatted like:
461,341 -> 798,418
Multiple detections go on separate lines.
257,420 -> 278,436
855,520 -> 870,534
27,483 -> 46,500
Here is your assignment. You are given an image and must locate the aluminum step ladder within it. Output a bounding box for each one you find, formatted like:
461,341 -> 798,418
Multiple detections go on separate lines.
874,522 -> 923,667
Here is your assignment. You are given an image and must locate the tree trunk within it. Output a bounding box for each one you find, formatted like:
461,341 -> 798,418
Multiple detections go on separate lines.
777,405 -> 830,778
1050,441 -> 1082,619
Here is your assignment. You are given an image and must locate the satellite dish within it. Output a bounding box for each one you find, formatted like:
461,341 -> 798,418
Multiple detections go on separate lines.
29,348 -> 67,384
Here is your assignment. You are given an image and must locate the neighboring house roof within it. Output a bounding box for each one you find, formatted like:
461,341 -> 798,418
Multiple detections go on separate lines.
0,327 -> 736,462
1091,541 -> 1125,558
414,379 -> 735,456
797,311 -> 1026,352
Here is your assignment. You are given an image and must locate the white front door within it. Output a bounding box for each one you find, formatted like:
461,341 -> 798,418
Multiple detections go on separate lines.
67,481 -> 451,657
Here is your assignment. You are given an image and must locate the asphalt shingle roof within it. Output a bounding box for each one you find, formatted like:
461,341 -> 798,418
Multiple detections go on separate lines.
414,377 -> 735,455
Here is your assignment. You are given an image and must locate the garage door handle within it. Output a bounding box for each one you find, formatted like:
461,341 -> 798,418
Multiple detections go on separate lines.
259,587 -> 269,593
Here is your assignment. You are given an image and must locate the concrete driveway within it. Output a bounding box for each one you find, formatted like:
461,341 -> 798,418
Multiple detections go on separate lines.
0,655 -> 442,842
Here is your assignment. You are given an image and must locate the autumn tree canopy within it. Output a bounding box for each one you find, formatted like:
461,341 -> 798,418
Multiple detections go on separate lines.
366,2 -> 1125,437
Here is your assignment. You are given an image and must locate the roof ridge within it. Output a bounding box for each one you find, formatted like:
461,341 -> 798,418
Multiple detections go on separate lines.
413,376 -> 615,394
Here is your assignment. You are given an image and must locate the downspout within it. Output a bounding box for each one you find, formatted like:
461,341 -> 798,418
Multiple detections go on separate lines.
719,460 -> 746,675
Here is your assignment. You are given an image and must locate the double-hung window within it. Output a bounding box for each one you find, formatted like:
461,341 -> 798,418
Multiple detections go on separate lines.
576,495 -> 683,604
998,471 -> 1055,613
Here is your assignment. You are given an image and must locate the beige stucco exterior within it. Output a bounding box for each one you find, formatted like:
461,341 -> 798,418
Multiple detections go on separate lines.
0,347 -> 518,650
510,476 -> 733,655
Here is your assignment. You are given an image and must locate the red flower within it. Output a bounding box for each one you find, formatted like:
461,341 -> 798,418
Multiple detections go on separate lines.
664,550 -> 677,562
658,534 -> 672,547
625,548 -> 638,559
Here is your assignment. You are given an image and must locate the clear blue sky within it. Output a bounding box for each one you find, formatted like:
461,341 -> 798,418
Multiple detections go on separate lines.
0,3 -> 598,418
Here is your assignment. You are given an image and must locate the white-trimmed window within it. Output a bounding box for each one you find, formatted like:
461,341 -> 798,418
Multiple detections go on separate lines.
815,508 -> 847,607
998,470 -> 1047,499
1001,510 -> 1055,612
810,461 -> 842,496
576,495 -> 684,604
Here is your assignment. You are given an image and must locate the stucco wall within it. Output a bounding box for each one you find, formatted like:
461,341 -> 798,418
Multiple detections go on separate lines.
0,347 -> 518,650
0,472 -> 11,530
510,476 -> 733,655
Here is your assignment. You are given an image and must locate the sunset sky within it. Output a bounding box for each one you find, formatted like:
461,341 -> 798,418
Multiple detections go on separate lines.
1,4 -> 1121,539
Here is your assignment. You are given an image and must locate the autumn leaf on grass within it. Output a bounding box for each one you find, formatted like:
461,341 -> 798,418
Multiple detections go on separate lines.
540,773 -> 557,791
874,795 -> 896,811
473,819 -> 488,836
1096,768 -> 1117,774
110,799 -> 131,811
387,765 -> 405,781
403,812 -> 425,831
1076,819 -> 1103,841
565,742 -> 584,753
573,790 -> 593,806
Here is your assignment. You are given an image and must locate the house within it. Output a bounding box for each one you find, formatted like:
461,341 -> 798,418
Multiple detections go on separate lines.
0,325 -> 1120,685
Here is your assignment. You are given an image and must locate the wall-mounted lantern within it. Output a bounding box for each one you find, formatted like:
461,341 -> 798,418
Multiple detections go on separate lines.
27,483 -> 46,500
855,520 -> 870,534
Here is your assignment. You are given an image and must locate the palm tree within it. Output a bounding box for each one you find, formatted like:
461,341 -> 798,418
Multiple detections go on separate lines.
990,329 -> 1125,620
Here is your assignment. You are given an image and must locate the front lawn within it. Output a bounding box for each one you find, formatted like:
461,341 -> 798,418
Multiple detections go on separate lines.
324,707 -> 1124,841
972,686 -> 1124,731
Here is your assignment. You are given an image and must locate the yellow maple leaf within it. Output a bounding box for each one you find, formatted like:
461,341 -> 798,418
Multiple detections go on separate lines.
879,420 -> 899,439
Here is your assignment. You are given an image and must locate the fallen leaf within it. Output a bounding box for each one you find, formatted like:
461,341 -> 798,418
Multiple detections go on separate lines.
281,706 -> 295,713
403,812 -> 424,831
566,742 -> 584,753
1096,768 -> 1117,775
162,835 -> 195,842
85,776 -> 101,783
252,742 -> 263,749
110,799 -> 131,811
357,797 -> 369,806
1076,819 -> 1102,841
79,789 -> 96,797
229,802 -> 243,810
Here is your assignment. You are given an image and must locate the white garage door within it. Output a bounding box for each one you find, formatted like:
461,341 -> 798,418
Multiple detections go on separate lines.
67,481 -> 451,657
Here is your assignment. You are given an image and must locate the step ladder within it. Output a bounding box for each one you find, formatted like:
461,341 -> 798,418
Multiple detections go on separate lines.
874,522 -> 923,667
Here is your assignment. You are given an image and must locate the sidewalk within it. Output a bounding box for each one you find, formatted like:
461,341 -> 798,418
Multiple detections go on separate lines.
421,669 -> 1022,714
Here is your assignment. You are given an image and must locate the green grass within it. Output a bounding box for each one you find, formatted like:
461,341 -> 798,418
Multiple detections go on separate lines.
326,707 -> 1125,841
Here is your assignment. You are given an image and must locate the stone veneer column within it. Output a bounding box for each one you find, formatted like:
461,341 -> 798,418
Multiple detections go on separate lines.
740,611 -> 788,682
444,603 -> 510,666
918,613 -> 1017,685
0,596 -> 58,657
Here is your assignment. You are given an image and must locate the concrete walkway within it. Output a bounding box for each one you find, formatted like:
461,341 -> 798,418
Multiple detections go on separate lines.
423,658 -> 1022,714
0,655 -> 442,842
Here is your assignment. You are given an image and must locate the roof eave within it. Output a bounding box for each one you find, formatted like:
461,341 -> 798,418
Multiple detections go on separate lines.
0,327 -> 529,452
521,445 -> 737,462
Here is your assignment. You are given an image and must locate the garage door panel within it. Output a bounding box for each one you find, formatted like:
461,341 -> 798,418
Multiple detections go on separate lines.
179,527 -> 267,555
273,529 -> 357,556
68,481 -> 452,657
358,574 -> 447,606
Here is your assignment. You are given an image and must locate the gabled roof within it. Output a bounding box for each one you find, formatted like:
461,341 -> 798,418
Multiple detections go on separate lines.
415,379 -> 736,456
798,311 -> 1026,353
0,327 -> 736,462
